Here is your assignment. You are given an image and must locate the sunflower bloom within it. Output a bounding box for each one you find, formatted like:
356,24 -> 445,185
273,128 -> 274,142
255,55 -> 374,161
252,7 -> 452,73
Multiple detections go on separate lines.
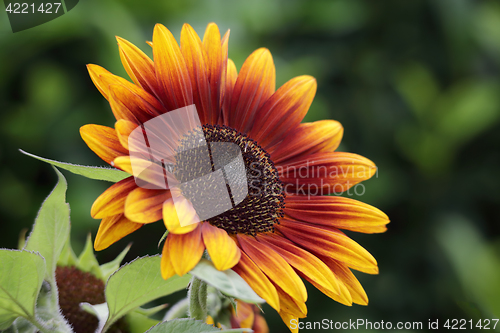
230,300 -> 269,333
81,23 -> 389,332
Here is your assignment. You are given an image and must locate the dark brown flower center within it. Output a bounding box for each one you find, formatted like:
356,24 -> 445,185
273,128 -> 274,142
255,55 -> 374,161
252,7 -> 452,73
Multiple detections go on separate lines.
173,124 -> 285,235
55,266 -> 128,333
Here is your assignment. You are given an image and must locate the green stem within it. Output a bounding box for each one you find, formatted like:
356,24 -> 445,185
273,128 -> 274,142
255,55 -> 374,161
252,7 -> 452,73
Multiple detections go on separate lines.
188,276 -> 207,320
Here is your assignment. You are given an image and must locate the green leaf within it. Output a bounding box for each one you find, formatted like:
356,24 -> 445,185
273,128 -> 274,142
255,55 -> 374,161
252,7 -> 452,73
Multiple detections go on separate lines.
144,318 -> 220,333
190,259 -> 264,304
0,250 -> 45,330
24,167 -> 70,285
77,234 -> 102,280
126,311 -> 160,333
100,244 -> 131,282
103,255 -> 191,331
20,150 -> 129,183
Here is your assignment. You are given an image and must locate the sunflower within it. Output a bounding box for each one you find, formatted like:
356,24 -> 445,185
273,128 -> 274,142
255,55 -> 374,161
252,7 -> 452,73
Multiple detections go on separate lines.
81,23 -> 389,332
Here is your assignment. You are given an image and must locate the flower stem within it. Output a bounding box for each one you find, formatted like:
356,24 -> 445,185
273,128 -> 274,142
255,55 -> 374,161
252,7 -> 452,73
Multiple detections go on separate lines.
188,276 -> 207,321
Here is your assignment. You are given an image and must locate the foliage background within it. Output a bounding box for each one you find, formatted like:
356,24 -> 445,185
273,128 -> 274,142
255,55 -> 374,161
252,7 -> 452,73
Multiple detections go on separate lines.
1,0 -> 500,332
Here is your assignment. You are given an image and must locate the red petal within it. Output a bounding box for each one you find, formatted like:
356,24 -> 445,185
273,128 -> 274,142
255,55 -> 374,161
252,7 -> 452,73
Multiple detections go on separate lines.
228,48 -> 275,134
153,24 -> 193,111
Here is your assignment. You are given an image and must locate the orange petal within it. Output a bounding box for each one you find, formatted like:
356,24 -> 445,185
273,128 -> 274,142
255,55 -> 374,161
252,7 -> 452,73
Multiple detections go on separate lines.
124,187 -> 170,223
181,24 -> 212,124
275,285 -> 307,318
166,225 -> 205,276
285,195 -> 389,233
271,120 -> 343,164
279,312 -> 298,333
219,30 -> 230,107
115,119 -> 138,150
80,124 -> 129,165
113,156 -> 171,190
237,234 -> 307,303
203,23 -> 223,124
117,36 -> 159,97
91,177 -> 137,219
277,219 -> 378,274
222,58 -> 237,125
305,270 -> 353,306
231,301 -> 254,329
202,223 -> 241,271
252,76 -> 316,148
231,250 -> 280,311
94,214 -> 142,251
322,257 -> 369,305
107,83 -> 163,124
161,239 -> 177,280
87,64 -> 115,100
253,313 -> 269,333
278,152 -> 377,194
153,24 -> 193,111
162,198 -> 200,234
258,233 -> 340,296
228,48 -> 275,134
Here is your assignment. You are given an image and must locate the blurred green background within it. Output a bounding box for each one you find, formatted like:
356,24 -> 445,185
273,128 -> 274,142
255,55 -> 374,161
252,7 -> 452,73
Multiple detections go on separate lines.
1,0 -> 500,332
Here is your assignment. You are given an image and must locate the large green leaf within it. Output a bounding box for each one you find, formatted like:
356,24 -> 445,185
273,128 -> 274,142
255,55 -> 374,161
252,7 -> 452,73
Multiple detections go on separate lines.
24,167 -> 70,285
0,250 -> 45,330
103,256 -> 191,331
145,319 -> 220,333
20,150 -> 129,183
190,259 -> 264,304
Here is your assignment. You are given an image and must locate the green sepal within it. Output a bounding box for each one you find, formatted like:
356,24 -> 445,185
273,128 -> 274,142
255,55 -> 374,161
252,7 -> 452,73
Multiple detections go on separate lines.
77,234 -> 102,280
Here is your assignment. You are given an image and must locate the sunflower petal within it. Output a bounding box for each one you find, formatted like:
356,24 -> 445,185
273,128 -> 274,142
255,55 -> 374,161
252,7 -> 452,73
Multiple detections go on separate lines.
117,36 -> 159,97
181,23 -> 211,124
153,24 -> 193,111
161,240 -> 177,280
322,257 -> 369,305
231,250 -> 280,311
203,23 -> 224,124
94,214 -> 142,251
279,312 -> 298,333
271,120 -> 343,164
115,119 -> 138,150
86,64 -> 115,100
220,29 -> 230,109
258,233 -> 340,296
107,83 -> 163,124
166,225 -> 205,276
275,285 -> 307,318
277,219 -> 378,274
124,187 -> 170,223
113,156 -> 171,190
229,48 -> 275,134
222,58 -> 237,125
162,198 -> 199,234
285,195 -> 389,233
202,223 -> 241,271
278,152 -> 377,194
251,76 -> 316,148
91,177 -> 137,219
237,234 -> 307,303
231,301 -> 254,329
307,274 -> 353,306
80,124 -> 129,165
